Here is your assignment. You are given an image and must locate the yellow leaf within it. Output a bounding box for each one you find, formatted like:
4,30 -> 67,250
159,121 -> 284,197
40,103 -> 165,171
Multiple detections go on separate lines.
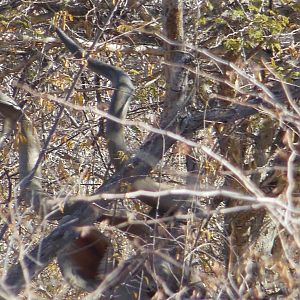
62,58 -> 69,68
117,24 -> 134,33
61,136 -> 68,144
66,140 -> 74,151
147,63 -> 154,76
62,11 -> 66,30
68,13 -> 74,22
73,92 -> 84,106
116,151 -> 128,162
129,69 -> 140,75
116,49 -> 122,62
18,132 -> 27,144
83,169 -> 91,180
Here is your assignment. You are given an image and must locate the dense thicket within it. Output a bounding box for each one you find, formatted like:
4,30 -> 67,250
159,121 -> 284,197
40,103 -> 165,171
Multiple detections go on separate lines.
1,1 -> 300,299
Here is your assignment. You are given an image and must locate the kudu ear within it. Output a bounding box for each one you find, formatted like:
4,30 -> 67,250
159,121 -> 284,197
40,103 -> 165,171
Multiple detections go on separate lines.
57,226 -> 112,291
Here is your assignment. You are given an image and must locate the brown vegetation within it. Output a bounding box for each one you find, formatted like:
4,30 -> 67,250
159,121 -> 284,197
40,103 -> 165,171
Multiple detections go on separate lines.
1,0 -> 300,299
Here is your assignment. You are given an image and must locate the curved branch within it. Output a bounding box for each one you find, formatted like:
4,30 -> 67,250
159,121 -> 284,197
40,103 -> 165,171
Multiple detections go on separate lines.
0,91 -> 23,145
56,28 -> 134,171
0,92 -> 43,212
56,28 -> 189,214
